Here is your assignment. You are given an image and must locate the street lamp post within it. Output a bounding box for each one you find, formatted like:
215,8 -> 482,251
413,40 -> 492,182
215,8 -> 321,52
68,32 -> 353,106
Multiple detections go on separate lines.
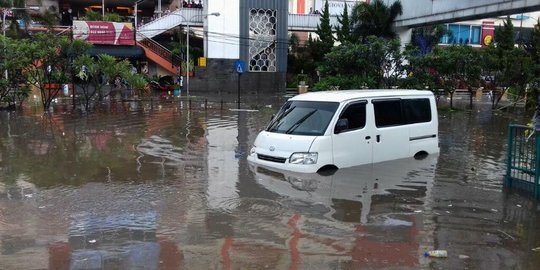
181,12 -> 220,99
165,12 -> 219,99
2,6 -> 39,80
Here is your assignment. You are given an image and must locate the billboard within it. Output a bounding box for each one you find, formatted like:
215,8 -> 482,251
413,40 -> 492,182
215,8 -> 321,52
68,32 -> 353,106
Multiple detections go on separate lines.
72,20 -> 134,46
481,21 -> 495,47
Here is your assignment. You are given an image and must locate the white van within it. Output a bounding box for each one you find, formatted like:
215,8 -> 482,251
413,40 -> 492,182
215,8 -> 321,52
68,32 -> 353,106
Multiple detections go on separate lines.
247,90 -> 439,173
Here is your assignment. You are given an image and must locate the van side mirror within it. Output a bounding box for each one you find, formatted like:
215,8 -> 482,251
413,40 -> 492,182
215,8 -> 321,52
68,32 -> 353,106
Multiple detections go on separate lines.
334,118 -> 348,134
271,114 -> 275,121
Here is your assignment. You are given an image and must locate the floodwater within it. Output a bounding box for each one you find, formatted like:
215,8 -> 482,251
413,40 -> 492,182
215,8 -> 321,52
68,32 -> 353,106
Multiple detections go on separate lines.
0,97 -> 539,270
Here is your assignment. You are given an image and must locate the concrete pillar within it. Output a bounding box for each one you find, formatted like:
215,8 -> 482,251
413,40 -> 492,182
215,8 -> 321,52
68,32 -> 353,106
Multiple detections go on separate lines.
395,27 -> 413,50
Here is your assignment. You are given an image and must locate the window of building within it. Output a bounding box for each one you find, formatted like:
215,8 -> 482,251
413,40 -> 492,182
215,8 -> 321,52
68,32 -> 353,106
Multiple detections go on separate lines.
249,9 -> 277,72
440,24 -> 482,45
471,26 -> 481,44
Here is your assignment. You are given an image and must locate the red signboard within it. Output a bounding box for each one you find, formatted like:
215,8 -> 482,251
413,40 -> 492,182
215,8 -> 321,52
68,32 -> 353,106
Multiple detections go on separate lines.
72,20 -> 134,46
481,21 -> 495,47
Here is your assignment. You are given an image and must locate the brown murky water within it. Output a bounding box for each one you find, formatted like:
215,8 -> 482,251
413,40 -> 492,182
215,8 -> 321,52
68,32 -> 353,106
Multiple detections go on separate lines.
0,98 -> 539,269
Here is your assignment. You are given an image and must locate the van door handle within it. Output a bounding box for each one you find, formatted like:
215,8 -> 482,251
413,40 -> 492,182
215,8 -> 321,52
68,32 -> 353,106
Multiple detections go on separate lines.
376,135 -> 381,142
365,136 -> 371,140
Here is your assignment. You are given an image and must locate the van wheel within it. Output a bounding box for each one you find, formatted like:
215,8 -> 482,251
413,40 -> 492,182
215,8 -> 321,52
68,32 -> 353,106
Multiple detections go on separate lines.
414,151 -> 429,160
317,165 -> 338,176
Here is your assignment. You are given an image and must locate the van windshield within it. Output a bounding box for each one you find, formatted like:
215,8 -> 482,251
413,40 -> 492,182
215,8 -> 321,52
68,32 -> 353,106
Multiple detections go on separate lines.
266,101 -> 339,136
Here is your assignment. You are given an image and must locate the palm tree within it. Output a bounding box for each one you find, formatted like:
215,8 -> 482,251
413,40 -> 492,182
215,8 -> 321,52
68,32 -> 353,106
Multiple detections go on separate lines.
350,0 -> 403,41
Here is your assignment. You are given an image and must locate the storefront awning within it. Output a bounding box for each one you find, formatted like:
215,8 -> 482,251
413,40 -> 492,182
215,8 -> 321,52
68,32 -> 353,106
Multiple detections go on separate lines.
87,45 -> 145,59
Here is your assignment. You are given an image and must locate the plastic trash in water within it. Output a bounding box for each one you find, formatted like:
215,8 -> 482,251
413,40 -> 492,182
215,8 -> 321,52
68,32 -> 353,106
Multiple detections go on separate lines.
424,250 -> 448,258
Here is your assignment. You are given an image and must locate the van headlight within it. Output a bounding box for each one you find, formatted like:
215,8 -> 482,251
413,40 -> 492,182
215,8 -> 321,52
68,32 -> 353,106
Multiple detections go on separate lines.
249,147 -> 256,156
289,152 -> 318,164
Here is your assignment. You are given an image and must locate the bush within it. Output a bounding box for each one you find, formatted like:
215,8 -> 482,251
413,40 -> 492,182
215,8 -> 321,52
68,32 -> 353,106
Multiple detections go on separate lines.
313,75 -> 377,91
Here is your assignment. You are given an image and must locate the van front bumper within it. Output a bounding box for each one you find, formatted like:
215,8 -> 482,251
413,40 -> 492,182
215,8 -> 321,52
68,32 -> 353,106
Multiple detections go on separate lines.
247,152 -> 320,174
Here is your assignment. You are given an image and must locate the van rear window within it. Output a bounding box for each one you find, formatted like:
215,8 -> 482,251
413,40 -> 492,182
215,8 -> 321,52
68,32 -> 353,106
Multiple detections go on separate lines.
403,99 -> 432,124
373,98 -> 431,128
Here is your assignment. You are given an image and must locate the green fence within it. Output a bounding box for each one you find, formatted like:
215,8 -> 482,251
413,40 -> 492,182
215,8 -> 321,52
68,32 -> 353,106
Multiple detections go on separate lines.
506,124 -> 540,198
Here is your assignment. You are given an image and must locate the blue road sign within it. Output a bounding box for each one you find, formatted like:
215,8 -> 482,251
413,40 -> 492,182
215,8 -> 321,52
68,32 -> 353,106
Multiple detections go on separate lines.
234,60 -> 245,74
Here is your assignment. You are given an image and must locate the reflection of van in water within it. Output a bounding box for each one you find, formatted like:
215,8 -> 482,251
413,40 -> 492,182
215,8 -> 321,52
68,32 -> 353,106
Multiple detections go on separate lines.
249,154 -> 438,223
247,90 -> 439,173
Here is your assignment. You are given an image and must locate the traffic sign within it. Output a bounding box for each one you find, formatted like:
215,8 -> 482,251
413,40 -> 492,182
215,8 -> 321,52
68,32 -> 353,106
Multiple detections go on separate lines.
234,60 -> 245,74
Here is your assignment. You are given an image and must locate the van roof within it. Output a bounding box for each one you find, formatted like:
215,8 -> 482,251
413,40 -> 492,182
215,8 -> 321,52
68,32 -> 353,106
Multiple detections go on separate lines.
289,90 -> 434,103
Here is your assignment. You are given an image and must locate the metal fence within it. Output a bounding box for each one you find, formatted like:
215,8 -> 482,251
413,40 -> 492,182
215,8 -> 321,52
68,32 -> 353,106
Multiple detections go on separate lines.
505,124 -> 540,198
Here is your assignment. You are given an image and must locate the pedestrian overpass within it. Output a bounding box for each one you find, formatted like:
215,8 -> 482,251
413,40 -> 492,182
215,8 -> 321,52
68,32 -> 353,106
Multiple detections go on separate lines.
136,9 -> 340,40
394,0 -> 540,27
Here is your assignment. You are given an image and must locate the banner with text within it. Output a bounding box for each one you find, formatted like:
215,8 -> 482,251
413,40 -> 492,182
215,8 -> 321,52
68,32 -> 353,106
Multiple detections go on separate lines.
72,21 -> 134,46
314,0 -> 363,15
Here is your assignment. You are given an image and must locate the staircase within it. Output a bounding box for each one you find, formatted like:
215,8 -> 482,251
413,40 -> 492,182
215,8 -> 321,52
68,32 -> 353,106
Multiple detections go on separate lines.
136,8 -> 204,41
137,33 -> 181,75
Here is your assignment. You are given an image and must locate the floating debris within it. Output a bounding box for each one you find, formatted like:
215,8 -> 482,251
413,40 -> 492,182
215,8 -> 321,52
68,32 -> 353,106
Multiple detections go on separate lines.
424,250 -> 448,258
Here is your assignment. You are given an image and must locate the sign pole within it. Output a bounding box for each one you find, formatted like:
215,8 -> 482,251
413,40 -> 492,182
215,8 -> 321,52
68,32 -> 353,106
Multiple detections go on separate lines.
234,59 -> 245,110
238,73 -> 241,109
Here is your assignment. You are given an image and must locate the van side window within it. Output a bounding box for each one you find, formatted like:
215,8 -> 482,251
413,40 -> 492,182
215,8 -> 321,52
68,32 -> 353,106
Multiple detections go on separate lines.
403,98 -> 431,124
373,99 -> 404,127
336,101 -> 366,132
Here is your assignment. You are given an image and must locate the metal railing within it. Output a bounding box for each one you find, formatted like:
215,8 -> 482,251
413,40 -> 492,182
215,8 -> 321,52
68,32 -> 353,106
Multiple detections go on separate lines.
137,32 -> 181,67
505,124 -> 540,198
136,8 -> 204,40
287,14 -> 339,31
138,12 -> 341,38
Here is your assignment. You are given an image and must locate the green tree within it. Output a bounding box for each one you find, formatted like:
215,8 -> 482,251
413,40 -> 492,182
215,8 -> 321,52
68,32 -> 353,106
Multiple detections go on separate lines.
103,13 -> 122,22
350,0 -> 403,41
19,33 -> 88,110
83,10 -> 102,21
104,58 -> 133,100
368,37 -> 404,88
496,16 -> 515,51
73,54 -> 95,110
482,16 -> 533,109
309,0 -> 334,64
427,45 -> 481,109
400,44 -> 437,91
315,36 -> 402,90
287,33 -> 316,87
0,35 -> 32,109
73,54 -> 130,108
125,73 -> 149,97
335,4 -> 352,44
72,54 -> 138,111
525,19 -> 540,109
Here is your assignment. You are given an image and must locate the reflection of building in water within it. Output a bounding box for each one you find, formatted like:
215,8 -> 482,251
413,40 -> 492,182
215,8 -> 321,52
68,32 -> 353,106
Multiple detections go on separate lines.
206,115 -> 239,210
46,212 -> 185,269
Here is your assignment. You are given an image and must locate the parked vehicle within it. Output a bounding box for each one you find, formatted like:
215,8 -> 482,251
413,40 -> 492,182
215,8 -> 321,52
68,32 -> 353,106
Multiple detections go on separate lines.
247,90 -> 439,173
149,76 -> 175,98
